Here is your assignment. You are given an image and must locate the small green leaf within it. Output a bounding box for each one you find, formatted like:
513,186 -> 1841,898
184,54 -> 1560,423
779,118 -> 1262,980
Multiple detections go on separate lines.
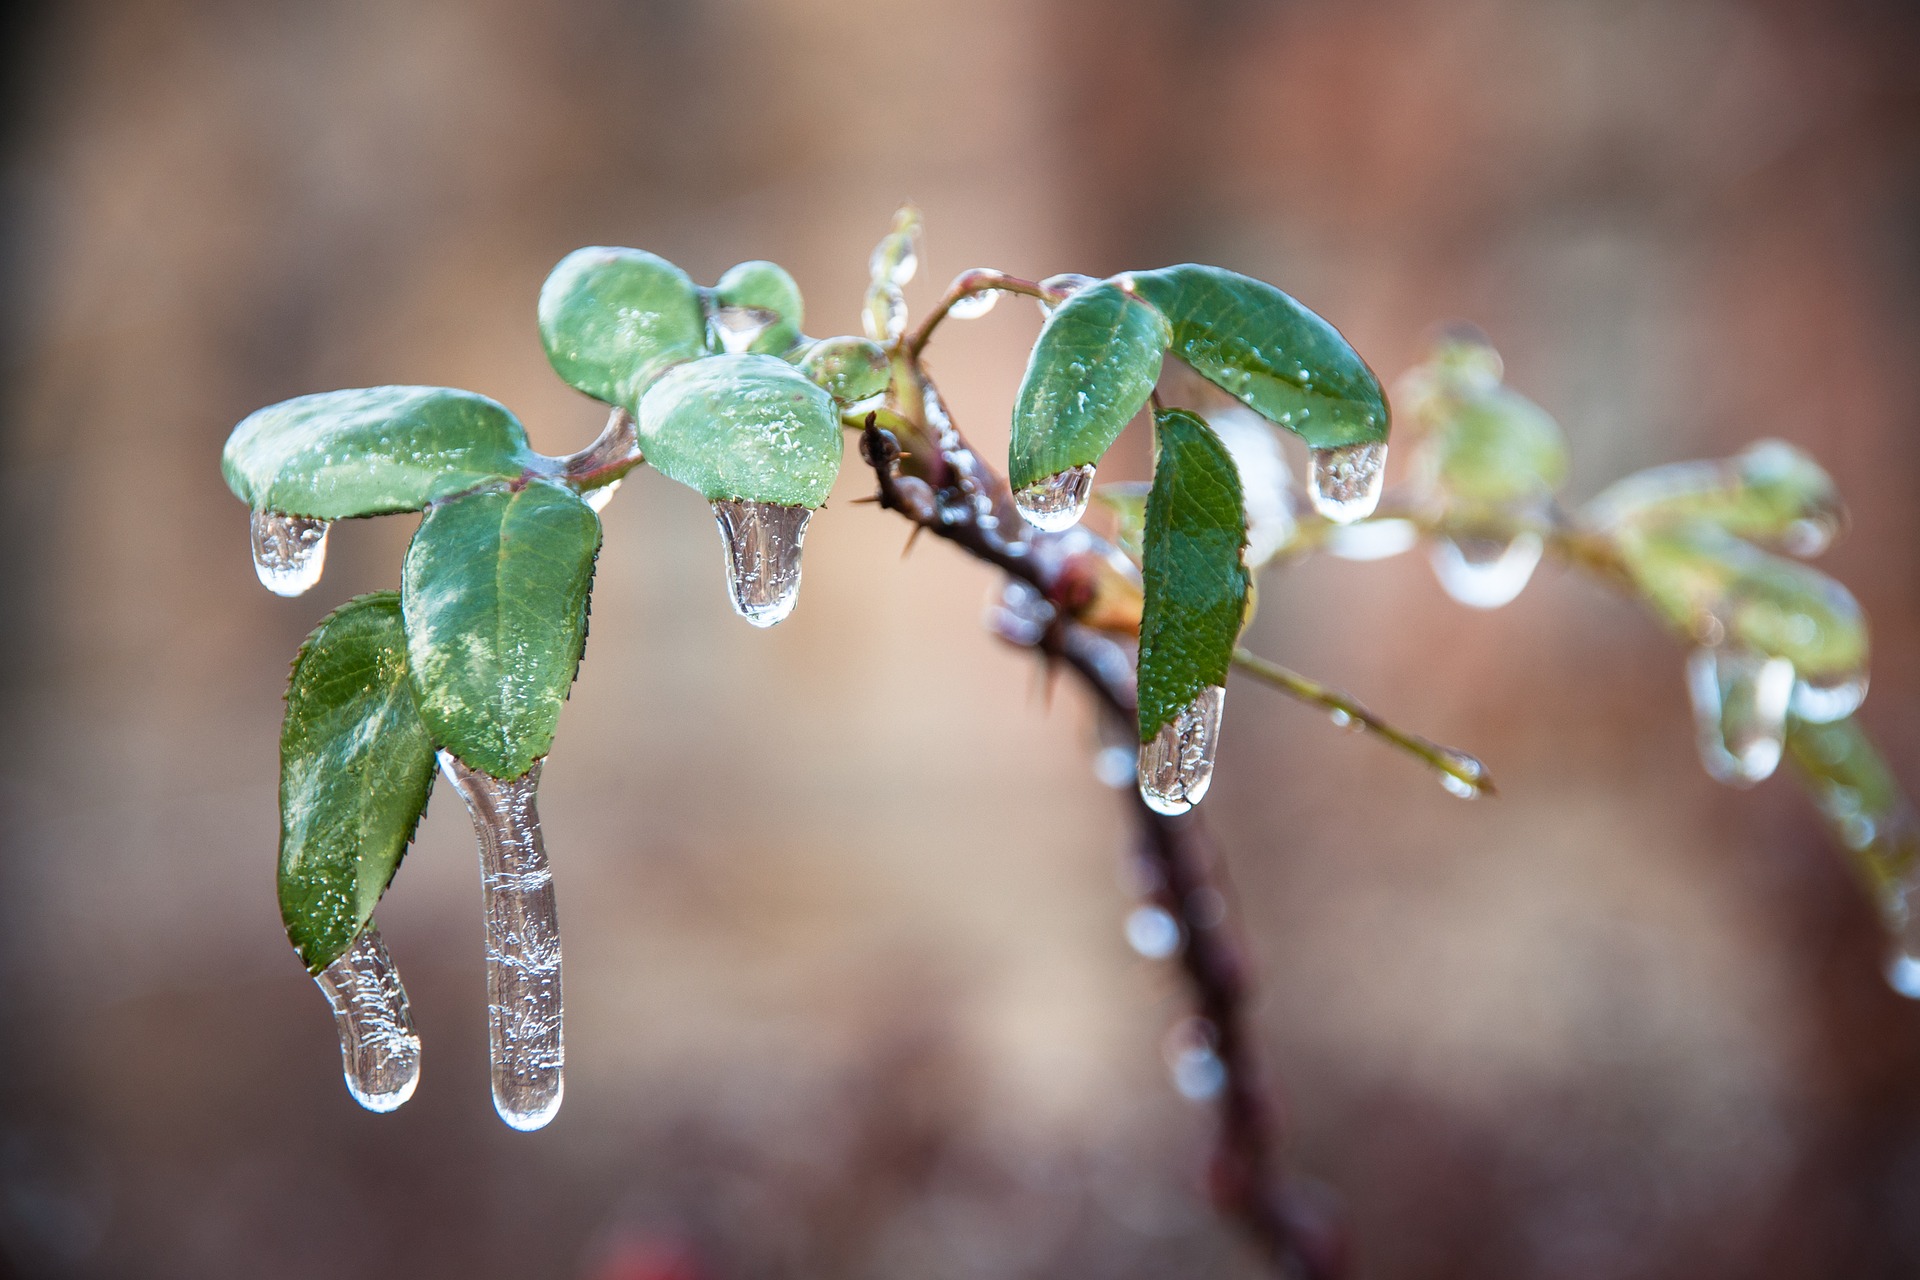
223,387 -> 540,519
403,480 -> 601,778
539,247 -> 708,411
798,335 -> 891,404
715,260 -> 804,355
1127,265 -> 1387,450
1137,407 -> 1251,740
1588,441 -> 1844,554
1009,281 -> 1171,491
280,592 -> 438,973
636,353 -> 843,507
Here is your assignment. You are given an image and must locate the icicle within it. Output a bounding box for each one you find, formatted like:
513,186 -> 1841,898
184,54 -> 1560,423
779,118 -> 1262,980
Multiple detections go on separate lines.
1789,673 -> 1868,723
1138,685 -> 1226,816
250,510 -> 330,596
1306,441 -> 1387,523
711,499 -> 811,628
1125,905 -> 1181,959
1685,647 -> 1794,787
1013,464 -> 1096,533
314,922 -> 421,1113
439,751 -> 564,1131
947,287 -> 1000,319
1428,532 -> 1544,609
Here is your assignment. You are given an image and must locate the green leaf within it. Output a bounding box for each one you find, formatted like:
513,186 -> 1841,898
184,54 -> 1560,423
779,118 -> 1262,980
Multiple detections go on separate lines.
1786,716 -> 1918,894
1137,406 -> 1251,740
798,335 -> 891,404
402,480 -> 601,778
1127,265 -> 1387,450
1588,441 -> 1844,553
1009,281 -> 1171,491
280,592 -> 438,973
715,260 -> 804,355
1411,382 -> 1567,511
223,387 -> 541,519
636,353 -> 843,507
539,247 -> 708,411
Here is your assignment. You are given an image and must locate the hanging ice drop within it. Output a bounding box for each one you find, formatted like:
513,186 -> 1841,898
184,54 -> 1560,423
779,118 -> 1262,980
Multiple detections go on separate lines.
947,287 -> 1000,319
1685,646 -> 1794,787
439,751 -> 564,1131
1306,441 -> 1387,523
1138,685 -> 1225,816
314,922 -> 421,1113
712,499 -> 811,628
1429,532 -> 1543,609
1013,464 -> 1096,533
250,510 -> 331,596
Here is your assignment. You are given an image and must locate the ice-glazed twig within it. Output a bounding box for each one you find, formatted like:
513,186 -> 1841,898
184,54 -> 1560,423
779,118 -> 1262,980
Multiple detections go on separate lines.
438,751 -> 565,1131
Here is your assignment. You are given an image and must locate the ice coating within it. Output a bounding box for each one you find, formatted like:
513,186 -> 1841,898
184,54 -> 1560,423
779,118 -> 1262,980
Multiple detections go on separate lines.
314,922 -> 422,1113
1685,647 -> 1794,787
250,510 -> 331,596
439,751 -> 564,1131
1307,441 -> 1388,523
1012,464 -> 1096,533
712,499 -> 811,628
947,286 -> 1000,319
1429,532 -> 1544,609
1138,685 -> 1226,816
1790,673 -> 1868,723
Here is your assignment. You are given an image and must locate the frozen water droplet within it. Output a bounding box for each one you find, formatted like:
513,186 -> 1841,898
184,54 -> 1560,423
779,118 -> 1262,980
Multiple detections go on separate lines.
1789,672 -> 1868,723
1782,517 -> 1833,558
1325,518 -> 1418,561
1686,647 -> 1794,787
1429,532 -> 1543,609
712,305 -> 775,354
315,922 -> 421,1113
1329,707 -> 1353,729
1126,905 -> 1181,959
1139,685 -> 1225,816
947,286 -> 1000,319
1163,1019 -> 1226,1101
1013,464 -> 1096,532
1437,752 -> 1486,799
863,284 -> 908,343
1307,441 -> 1387,523
251,510 -> 330,596
1888,954 -> 1920,1000
1093,744 -> 1136,789
712,500 -> 811,628
1037,273 -> 1099,315
582,478 -> 622,513
870,232 -> 918,285
439,752 -> 563,1131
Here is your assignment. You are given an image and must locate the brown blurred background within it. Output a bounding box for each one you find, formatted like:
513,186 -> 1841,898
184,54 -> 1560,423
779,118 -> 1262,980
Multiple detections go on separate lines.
3,1 -> 1920,1276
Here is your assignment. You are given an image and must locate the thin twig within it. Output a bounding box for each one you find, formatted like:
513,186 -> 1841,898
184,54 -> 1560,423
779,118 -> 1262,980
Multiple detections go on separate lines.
904,268 -> 1058,357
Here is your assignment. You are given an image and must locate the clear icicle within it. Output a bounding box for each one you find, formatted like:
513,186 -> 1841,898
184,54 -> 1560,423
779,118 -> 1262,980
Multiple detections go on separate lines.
1138,685 -> 1226,816
439,751 -> 564,1131
1307,441 -> 1388,523
711,499 -> 811,628
1685,647 -> 1794,787
1790,672 -> 1868,723
314,922 -> 421,1113
1013,464 -> 1096,532
251,510 -> 331,596
1429,532 -> 1544,609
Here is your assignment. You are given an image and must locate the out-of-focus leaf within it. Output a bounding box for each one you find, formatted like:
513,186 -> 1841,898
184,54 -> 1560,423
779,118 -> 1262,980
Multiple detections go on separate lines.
798,335 -> 891,404
1009,280 -> 1170,491
539,247 -> 707,411
1587,440 -> 1844,554
1786,716 -> 1919,894
636,353 -> 843,507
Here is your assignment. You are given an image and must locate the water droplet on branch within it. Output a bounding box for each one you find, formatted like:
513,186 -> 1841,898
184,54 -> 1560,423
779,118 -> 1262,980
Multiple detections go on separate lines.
439,752 -> 564,1131
1325,518 -> 1418,561
251,510 -> 330,596
1036,273 -> 1099,315
1139,685 -> 1225,815
1126,906 -> 1181,959
712,500 -> 811,628
1163,1018 -> 1226,1102
1789,673 -> 1868,723
1686,647 -> 1794,787
1307,441 -> 1388,523
1429,532 -> 1543,609
1013,464 -> 1096,532
947,287 -> 1000,319
314,922 -> 421,1113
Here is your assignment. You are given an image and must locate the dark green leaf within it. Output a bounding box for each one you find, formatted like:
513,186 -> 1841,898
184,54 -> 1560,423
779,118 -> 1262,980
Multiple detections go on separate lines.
1127,265 -> 1387,450
223,387 -> 540,519
280,592 -> 438,973
403,480 -> 601,779
715,260 -> 804,355
1009,281 -> 1171,492
1137,406 -> 1251,740
636,353 -> 843,507
539,247 -> 708,411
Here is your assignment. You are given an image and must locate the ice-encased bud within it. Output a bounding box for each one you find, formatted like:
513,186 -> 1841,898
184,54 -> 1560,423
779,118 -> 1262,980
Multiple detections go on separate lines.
712,499 -> 811,628
314,922 -> 421,1113
1429,532 -> 1544,609
251,510 -> 331,596
1013,464 -> 1096,533
1139,685 -> 1226,816
1686,647 -> 1794,787
1307,441 -> 1387,523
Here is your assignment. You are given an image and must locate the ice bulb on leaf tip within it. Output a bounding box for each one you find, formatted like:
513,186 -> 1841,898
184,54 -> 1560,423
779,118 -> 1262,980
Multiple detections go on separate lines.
713,499 -> 810,628
1789,672 -> 1868,723
1307,441 -> 1387,523
315,923 -> 421,1113
1013,464 -> 1095,532
251,510 -> 330,596
1429,532 -> 1543,609
1686,646 -> 1794,788
1138,685 -> 1225,816
439,751 -> 564,1131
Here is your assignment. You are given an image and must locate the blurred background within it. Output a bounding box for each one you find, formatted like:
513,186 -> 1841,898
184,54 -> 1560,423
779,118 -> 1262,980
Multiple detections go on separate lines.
3,1 -> 1920,1276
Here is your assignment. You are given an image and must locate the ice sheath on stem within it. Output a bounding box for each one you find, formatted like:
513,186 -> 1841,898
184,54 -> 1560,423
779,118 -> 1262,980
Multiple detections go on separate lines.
439,751 -> 564,1130
314,921 -> 421,1113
